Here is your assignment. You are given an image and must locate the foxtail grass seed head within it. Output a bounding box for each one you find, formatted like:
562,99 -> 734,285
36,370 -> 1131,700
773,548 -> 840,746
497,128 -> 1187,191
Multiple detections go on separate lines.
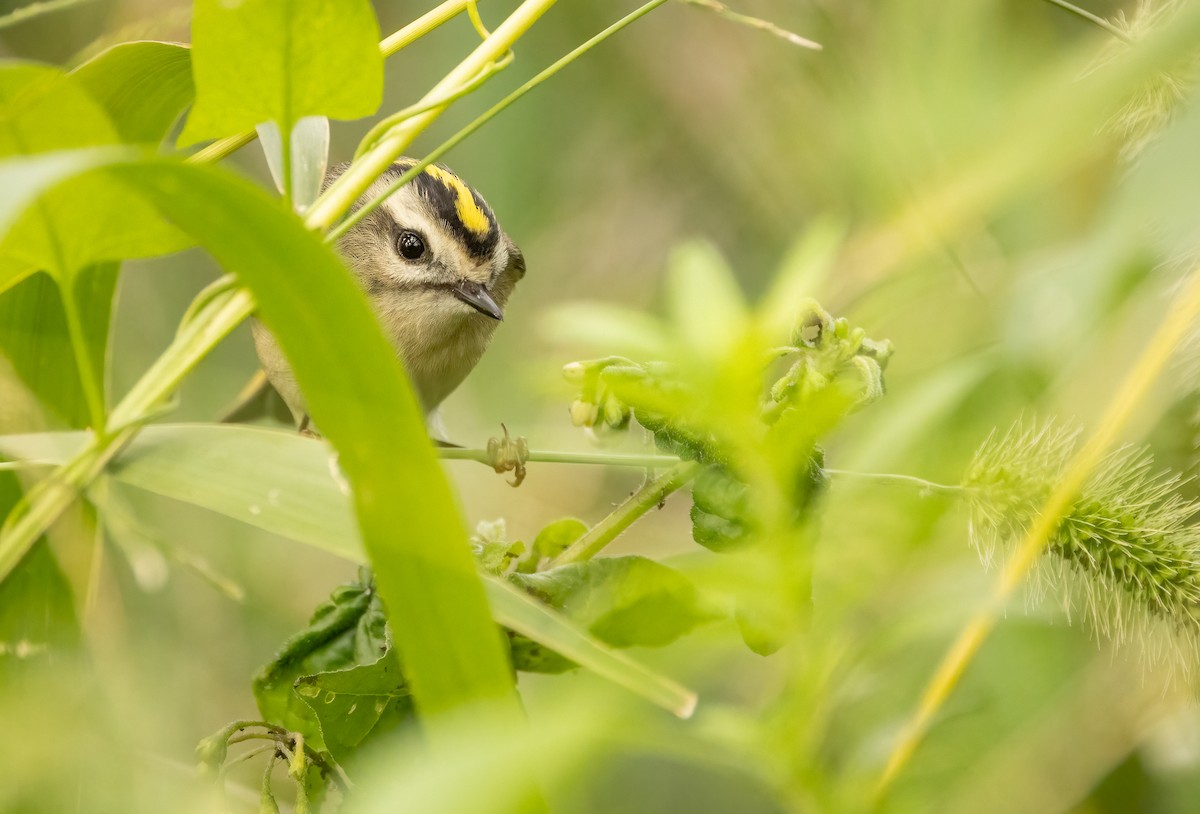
963,419 -> 1200,655
1091,0 -> 1200,162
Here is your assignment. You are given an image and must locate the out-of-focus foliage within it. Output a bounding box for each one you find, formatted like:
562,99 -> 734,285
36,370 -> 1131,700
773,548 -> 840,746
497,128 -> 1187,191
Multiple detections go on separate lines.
4,0 -> 1200,812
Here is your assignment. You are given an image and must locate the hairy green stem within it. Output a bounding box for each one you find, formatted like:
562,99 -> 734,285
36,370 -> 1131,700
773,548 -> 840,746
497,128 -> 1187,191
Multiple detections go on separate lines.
553,461 -> 704,566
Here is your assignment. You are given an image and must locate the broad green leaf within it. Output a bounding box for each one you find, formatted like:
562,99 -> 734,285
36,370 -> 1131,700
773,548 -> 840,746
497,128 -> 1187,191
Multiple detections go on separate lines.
71,41 -> 194,144
179,0 -> 383,145
254,568 -> 412,762
297,657 -> 414,766
0,64 -> 189,280
0,423 -> 699,717
511,555 -> 721,648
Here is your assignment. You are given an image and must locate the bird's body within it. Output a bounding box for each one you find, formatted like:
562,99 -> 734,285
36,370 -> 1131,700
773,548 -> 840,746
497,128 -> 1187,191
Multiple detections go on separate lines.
252,159 -> 524,430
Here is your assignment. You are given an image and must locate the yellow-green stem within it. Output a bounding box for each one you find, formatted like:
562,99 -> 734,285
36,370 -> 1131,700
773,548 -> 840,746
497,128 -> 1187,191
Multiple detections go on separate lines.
876,263 -> 1200,797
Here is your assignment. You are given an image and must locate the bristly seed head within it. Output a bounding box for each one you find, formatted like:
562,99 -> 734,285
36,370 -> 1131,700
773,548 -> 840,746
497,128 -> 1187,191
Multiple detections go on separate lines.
963,419 -> 1200,660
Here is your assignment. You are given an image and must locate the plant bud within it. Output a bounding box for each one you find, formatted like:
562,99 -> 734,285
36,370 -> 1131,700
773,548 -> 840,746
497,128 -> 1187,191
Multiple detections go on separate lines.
561,361 -> 588,384
791,298 -> 834,348
569,399 -> 599,427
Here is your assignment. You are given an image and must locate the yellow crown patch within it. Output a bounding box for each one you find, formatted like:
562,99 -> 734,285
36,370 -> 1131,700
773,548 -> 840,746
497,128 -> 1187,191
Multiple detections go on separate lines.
424,165 -> 493,237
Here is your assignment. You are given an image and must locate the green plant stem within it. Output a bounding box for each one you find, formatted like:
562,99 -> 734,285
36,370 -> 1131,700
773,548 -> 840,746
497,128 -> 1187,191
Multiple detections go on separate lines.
187,0 -> 480,165
329,0 -> 671,242
1042,0 -> 1133,43
305,0 -> 562,232
823,468 -> 962,495
438,447 -> 680,468
553,461 -> 703,566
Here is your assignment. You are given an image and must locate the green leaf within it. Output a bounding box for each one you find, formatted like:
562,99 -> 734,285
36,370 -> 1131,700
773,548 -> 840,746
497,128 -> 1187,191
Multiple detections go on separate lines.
71,41 -> 195,144
0,65 -> 189,280
511,555 -> 720,648
690,465 -> 751,552
254,568 -> 412,761
0,423 -> 699,717
521,517 -> 587,571
296,655 -> 414,765
180,0 -> 383,145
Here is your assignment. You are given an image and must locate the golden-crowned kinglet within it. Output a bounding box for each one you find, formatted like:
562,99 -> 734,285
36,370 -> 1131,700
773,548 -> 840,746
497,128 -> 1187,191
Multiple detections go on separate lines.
252,159 -> 526,432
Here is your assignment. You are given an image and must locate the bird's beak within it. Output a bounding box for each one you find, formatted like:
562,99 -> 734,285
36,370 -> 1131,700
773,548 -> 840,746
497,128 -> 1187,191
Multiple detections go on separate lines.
451,279 -> 503,321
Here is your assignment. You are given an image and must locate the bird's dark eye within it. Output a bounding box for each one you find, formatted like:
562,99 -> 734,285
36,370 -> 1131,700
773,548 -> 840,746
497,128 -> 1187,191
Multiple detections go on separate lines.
396,230 -> 426,260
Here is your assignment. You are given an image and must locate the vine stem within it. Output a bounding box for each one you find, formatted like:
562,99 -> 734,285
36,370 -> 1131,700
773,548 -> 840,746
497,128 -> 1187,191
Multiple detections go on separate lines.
552,461 -> 704,566
876,263 -> 1200,797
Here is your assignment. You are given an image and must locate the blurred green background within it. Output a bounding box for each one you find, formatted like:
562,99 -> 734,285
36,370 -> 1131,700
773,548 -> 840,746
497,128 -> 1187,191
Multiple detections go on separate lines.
7,0 -> 1200,811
